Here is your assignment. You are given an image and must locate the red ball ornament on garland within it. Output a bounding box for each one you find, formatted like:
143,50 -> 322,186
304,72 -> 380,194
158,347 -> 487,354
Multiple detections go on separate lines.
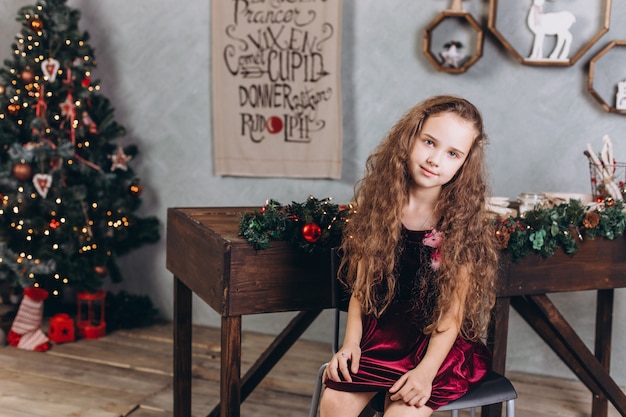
12,162 -> 32,181
302,222 -> 322,243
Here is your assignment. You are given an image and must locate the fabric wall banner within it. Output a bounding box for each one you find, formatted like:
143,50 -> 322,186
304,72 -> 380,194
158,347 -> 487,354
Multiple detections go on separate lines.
212,0 -> 343,179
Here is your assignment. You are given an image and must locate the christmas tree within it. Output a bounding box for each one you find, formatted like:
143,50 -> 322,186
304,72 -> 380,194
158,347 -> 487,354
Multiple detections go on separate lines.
0,0 -> 159,298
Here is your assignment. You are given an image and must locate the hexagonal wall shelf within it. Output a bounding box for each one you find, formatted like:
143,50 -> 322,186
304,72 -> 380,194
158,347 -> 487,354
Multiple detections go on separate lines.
424,10 -> 484,74
588,40 -> 626,115
488,0 -> 611,67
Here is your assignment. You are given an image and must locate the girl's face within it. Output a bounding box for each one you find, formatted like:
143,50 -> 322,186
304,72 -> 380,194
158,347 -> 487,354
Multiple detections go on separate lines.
408,112 -> 476,191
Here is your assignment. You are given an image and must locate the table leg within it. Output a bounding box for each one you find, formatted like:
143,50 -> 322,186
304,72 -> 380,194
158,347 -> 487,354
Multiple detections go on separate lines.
207,309 -> 322,417
174,276 -> 192,417
511,295 -> 603,392
241,309 -> 321,399
488,296 -> 511,373
220,316 -> 242,417
482,296 -> 511,417
592,289 -> 614,417
513,294 -> 626,416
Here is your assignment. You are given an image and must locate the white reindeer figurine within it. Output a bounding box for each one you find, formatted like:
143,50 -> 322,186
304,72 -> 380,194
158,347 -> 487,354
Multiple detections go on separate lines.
527,0 -> 576,61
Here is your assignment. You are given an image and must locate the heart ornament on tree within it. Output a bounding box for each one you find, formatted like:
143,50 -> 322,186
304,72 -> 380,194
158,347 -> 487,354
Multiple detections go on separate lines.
33,173 -> 53,198
41,58 -> 60,82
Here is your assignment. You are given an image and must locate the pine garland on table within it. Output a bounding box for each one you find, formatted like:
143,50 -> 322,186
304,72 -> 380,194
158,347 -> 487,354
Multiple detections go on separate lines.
239,196 -> 352,253
495,199 -> 626,262
240,196 -> 626,263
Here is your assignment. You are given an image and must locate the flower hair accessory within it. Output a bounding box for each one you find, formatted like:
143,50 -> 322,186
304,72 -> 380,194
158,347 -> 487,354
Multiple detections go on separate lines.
422,228 -> 444,270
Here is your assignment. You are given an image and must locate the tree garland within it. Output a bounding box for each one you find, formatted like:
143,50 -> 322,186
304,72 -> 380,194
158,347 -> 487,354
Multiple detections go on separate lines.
239,196 -> 626,261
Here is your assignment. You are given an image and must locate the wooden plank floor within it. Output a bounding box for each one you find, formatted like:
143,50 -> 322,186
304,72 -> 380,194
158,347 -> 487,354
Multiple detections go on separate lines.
0,322 -> 622,417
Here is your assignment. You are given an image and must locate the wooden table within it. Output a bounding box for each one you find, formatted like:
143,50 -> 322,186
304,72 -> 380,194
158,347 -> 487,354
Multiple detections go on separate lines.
486,235 -> 626,417
166,207 -> 333,417
167,207 -> 626,417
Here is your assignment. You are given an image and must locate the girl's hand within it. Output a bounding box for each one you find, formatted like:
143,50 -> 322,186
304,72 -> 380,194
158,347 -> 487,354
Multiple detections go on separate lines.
388,368 -> 433,407
322,344 -> 361,383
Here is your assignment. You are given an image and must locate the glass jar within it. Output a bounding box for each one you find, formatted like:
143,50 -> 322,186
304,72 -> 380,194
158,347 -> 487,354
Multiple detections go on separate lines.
517,193 -> 546,217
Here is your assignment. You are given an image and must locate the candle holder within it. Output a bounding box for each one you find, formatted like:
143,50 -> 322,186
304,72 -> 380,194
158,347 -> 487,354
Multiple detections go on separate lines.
517,193 -> 546,217
48,313 -> 75,344
76,290 -> 106,339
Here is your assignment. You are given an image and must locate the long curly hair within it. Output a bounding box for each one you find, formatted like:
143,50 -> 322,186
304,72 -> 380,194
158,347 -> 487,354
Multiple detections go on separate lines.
339,95 -> 498,341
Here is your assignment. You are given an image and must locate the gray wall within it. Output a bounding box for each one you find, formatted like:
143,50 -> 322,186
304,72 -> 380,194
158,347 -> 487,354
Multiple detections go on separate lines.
1,0 -> 626,384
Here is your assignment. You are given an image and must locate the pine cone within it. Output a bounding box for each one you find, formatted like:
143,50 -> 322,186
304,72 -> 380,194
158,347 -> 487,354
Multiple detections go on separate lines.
495,226 -> 511,249
583,212 -> 600,229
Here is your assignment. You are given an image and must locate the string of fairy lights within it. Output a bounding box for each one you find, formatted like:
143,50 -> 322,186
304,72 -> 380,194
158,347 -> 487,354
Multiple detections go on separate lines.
0,183 -> 132,295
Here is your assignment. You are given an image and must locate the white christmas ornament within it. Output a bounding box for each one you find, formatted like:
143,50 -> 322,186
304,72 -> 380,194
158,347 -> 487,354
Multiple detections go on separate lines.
41,58 -> 60,82
32,173 -> 53,198
439,41 -> 465,68
109,146 -> 132,171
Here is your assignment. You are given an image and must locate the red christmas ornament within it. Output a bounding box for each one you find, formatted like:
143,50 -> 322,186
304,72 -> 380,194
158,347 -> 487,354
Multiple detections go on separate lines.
49,219 -> 61,229
21,68 -> 35,84
12,162 -> 32,181
81,77 -> 91,88
302,222 -> 322,243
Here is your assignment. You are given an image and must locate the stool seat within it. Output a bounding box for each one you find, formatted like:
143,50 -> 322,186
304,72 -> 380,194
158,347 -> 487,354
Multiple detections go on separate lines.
438,370 -> 517,413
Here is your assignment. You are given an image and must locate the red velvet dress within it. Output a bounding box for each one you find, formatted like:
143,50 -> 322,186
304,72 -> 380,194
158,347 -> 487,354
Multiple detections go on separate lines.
324,227 -> 491,410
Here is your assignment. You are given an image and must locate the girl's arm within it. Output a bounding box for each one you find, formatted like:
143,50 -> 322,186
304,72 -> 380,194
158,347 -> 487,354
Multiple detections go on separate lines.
323,293 -> 364,383
389,267 -> 470,407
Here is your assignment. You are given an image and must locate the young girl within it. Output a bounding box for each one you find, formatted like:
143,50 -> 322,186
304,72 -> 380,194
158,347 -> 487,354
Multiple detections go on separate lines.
320,95 -> 499,417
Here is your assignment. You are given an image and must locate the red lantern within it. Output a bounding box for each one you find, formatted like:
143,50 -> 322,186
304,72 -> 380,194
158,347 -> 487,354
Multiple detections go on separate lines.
76,290 -> 106,339
48,313 -> 75,343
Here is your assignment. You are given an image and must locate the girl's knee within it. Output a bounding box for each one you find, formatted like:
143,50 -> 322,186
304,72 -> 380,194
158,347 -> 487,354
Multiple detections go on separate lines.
319,388 -> 373,417
383,397 -> 434,417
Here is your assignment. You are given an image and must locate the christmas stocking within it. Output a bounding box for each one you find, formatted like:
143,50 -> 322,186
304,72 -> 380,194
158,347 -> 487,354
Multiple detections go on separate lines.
8,287 -> 51,352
